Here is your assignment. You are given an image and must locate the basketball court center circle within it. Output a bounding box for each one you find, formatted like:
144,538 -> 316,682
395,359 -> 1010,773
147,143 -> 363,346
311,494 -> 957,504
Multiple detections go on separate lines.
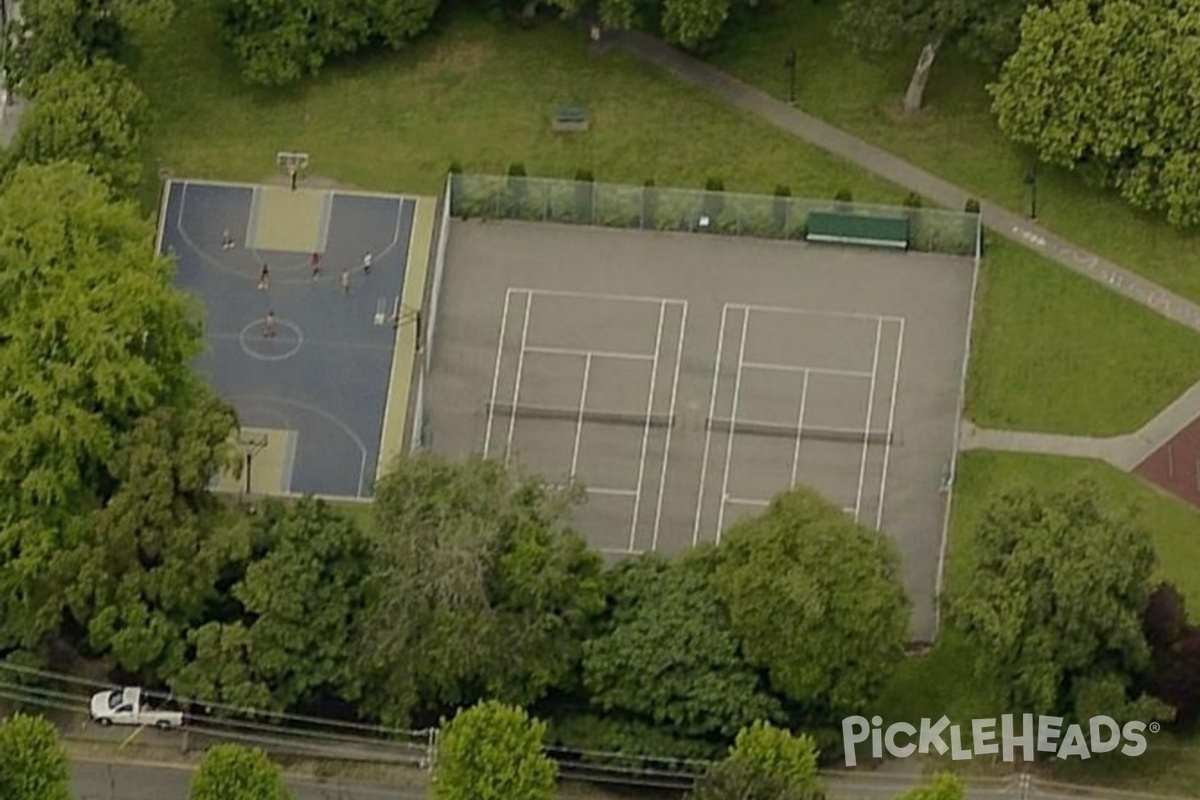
239,317 -> 303,361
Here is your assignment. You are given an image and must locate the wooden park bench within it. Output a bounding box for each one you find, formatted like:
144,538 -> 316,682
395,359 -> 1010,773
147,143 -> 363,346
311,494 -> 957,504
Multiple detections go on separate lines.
553,104 -> 589,133
806,210 -> 909,250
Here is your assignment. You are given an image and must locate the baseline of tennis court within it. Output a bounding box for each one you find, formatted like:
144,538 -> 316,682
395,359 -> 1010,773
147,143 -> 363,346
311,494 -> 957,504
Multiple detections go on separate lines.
422,219 -> 976,642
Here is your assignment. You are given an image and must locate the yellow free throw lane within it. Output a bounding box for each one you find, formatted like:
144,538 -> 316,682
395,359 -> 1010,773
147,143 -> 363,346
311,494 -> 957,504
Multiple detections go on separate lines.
212,427 -> 298,496
247,187 -> 332,252
377,196 -> 436,480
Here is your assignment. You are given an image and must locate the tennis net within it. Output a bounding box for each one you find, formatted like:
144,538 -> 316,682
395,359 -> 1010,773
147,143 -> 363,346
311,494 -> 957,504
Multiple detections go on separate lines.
489,403 -> 674,428
707,417 -> 893,445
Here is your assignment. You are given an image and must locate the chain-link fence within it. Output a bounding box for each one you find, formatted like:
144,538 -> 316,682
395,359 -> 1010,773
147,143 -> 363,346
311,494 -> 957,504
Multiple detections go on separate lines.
449,173 -> 980,256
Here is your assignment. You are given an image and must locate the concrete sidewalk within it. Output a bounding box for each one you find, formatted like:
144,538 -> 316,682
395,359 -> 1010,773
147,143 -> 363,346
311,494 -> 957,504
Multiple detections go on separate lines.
602,28 -> 1200,467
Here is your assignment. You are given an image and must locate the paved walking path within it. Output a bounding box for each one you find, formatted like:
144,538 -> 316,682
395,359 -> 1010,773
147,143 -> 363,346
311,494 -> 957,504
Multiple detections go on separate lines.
602,28 -> 1200,470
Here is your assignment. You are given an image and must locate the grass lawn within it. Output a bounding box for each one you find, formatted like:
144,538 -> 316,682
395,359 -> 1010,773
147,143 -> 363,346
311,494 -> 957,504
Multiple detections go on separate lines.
874,450 -> 1200,787
966,240 -> 1200,435
133,1 -> 904,207
709,4 -> 1200,305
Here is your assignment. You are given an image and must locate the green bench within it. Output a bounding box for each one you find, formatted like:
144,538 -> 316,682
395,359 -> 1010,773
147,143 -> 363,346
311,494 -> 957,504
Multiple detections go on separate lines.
552,104 -> 589,132
805,210 -> 909,250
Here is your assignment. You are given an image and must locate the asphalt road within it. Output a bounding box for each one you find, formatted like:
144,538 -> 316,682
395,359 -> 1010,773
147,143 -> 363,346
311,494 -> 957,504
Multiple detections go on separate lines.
71,759 -> 423,800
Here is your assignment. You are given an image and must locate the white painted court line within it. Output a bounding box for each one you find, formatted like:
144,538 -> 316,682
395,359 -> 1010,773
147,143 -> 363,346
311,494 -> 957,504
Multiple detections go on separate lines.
694,305 -> 730,545
790,370 -> 810,489
316,192 -> 334,253
726,497 -> 769,507
875,318 -> 905,531
732,303 -> 903,326
741,361 -> 873,380
245,186 -> 262,249
587,487 -> 638,497
374,199 -> 408,261
515,286 -> 686,307
504,291 -> 534,466
524,345 -> 654,362
716,307 -> 751,542
483,288 -> 515,457
853,318 -> 884,522
629,301 -> 667,551
570,353 -> 593,478
652,302 -> 688,552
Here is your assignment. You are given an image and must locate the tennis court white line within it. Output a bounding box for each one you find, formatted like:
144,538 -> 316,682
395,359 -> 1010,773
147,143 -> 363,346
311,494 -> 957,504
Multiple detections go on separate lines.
504,291 -> 534,466
741,361 -> 873,379
588,487 -> 638,497
652,303 -> 687,552
853,318 -> 884,521
570,353 -> 593,478
524,345 -> 655,362
513,286 -> 687,307
693,305 -> 730,545
716,308 -> 751,542
629,301 -> 667,551
726,497 -> 769,507
731,302 -> 903,326
790,371 -> 809,489
315,192 -> 334,253
482,288 -> 516,457
875,319 -> 905,531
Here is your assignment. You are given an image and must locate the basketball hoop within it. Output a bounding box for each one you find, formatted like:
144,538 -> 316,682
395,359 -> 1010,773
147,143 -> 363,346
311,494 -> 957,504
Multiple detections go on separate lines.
276,151 -> 309,191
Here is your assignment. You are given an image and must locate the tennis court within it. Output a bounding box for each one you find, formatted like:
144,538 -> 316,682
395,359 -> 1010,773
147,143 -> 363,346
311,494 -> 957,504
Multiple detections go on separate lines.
159,178 -> 434,499
423,219 -> 977,642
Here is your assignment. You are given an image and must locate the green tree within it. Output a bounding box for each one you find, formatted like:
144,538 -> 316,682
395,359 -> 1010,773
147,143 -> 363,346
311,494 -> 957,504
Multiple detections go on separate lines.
583,552 -> 781,739
690,721 -> 822,800
169,498 -> 372,710
60,394 -> 242,678
5,0 -> 173,93
0,162 -> 216,656
713,489 -> 909,718
895,772 -> 964,800
358,454 -> 602,726
835,0 -> 1038,114
0,714 -> 70,800
432,701 -> 556,800
726,722 -> 820,795
990,0 -> 1200,227
7,59 -> 151,197
221,0 -> 438,86
950,481 -> 1158,720
190,744 -> 291,800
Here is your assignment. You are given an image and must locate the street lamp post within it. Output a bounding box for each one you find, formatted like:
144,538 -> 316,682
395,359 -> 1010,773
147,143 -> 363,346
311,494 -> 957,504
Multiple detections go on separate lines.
1023,163 -> 1038,220
784,48 -> 797,105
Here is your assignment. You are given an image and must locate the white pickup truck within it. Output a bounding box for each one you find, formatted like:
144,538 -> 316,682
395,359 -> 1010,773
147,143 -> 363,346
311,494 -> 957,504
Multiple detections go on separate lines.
89,687 -> 184,729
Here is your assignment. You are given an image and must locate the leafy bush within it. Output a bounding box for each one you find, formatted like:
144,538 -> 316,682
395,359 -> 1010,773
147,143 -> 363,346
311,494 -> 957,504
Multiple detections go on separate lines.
834,188 -> 853,202
965,198 -> 981,213
773,185 -> 791,197
575,168 -> 594,182
507,162 -> 526,177
448,160 -> 463,174
903,192 -> 923,208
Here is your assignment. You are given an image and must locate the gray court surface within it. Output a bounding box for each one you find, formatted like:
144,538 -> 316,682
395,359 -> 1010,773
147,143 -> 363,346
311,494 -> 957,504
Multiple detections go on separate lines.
424,220 -> 976,642
161,180 -> 416,499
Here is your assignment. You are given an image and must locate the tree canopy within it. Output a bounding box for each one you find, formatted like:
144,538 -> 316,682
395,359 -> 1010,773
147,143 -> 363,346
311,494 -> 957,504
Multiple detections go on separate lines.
713,489 -> 909,717
169,498 -> 372,710
0,715 -> 70,800
835,0 -> 1037,113
991,0 -> 1200,227
432,700 -> 557,800
895,772 -> 965,800
358,454 -> 603,726
6,59 -> 151,197
221,0 -> 439,86
1142,583 -> 1200,726
582,551 -> 781,739
950,481 -> 1159,720
190,744 -> 291,800
0,162 -> 225,657
688,720 -> 822,800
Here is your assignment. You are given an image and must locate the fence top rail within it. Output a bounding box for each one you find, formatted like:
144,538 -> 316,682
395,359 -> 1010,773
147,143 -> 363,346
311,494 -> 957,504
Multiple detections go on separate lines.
451,173 -> 981,221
